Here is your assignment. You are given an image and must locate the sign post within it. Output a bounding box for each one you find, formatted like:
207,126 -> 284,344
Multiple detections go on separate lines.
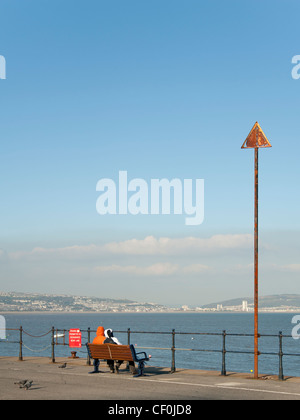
241,122 -> 272,379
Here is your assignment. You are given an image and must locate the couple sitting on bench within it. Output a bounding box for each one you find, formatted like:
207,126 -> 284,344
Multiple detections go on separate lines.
92,326 -> 137,374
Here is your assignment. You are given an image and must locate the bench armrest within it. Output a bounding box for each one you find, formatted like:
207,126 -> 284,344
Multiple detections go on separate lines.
135,351 -> 149,361
130,344 -> 149,362
136,351 -> 148,359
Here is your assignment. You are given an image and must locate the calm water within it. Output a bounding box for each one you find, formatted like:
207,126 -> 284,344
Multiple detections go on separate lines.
1,312 -> 300,377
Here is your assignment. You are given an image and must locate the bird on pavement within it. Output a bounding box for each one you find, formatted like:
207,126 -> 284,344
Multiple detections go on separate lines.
14,380 -> 28,386
19,380 -> 33,390
58,362 -> 67,368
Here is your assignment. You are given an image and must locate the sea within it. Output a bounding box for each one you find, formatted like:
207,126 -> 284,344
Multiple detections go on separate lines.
1,312 -> 300,378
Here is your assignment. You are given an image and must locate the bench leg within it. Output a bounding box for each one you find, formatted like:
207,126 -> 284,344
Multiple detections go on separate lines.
89,358 -> 100,374
134,361 -> 146,377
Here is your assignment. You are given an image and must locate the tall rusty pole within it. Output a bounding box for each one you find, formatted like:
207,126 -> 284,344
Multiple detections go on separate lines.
242,122 -> 271,379
254,147 -> 259,378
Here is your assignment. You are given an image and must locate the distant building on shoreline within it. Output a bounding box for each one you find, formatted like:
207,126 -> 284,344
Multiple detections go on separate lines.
242,301 -> 248,312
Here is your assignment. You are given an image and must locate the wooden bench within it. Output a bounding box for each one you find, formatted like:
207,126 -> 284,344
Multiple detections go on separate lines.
86,343 -> 149,377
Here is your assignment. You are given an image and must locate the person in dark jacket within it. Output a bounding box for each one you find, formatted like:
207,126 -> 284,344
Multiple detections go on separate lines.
104,328 -> 137,374
104,328 -> 122,345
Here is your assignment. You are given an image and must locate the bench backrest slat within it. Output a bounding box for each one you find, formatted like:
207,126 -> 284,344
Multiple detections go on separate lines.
87,343 -> 134,361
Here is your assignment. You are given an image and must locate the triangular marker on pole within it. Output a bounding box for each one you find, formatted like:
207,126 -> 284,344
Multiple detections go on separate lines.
241,122 -> 272,149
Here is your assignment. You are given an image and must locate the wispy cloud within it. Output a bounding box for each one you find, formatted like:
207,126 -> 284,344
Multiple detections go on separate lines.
273,264 -> 300,273
7,234 -> 253,261
94,263 -> 179,276
94,262 -> 210,276
104,234 -> 253,255
181,264 -> 211,273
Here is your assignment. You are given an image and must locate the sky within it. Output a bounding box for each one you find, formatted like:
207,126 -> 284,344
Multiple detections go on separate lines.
0,0 -> 299,306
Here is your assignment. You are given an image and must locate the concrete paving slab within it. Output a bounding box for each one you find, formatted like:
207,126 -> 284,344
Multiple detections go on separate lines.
1,357 -> 300,401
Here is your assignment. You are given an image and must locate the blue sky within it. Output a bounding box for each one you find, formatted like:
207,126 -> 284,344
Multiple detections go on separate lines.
0,0 -> 299,306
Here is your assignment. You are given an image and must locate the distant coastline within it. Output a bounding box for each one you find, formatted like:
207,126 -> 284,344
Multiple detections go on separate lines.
2,310 -> 300,315
1,292 -> 300,314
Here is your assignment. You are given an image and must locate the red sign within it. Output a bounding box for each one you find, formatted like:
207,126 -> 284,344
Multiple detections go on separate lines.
69,329 -> 82,348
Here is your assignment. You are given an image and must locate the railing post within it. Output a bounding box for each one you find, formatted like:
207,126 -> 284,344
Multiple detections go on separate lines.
19,326 -> 23,361
127,328 -> 131,345
51,326 -> 55,363
171,329 -> 176,373
278,331 -> 284,381
126,328 -> 131,370
221,330 -> 227,376
87,327 -> 91,365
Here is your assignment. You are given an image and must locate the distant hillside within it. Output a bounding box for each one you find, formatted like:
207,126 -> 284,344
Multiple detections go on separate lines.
202,294 -> 300,309
0,292 -> 168,312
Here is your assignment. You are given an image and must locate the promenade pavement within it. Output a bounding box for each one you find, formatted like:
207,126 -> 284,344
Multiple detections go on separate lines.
1,356 -> 300,401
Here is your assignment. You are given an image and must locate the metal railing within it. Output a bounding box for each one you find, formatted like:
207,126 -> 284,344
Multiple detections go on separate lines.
1,326 -> 299,381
